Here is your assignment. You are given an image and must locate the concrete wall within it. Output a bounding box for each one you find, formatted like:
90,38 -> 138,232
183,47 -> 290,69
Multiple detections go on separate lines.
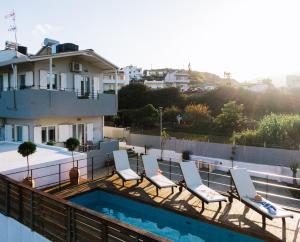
106,128 -> 300,167
0,89 -> 117,119
87,139 -> 119,171
0,213 -> 50,242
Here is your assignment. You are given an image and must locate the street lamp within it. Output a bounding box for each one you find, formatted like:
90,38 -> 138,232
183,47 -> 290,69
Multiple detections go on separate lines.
159,107 -> 163,154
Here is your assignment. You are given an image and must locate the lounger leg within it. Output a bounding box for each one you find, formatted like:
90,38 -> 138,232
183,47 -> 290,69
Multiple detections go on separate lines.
122,180 -> 125,187
156,187 -> 159,196
171,187 -> 174,194
201,201 -> 205,212
219,201 -> 222,209
262,216 -> 266,229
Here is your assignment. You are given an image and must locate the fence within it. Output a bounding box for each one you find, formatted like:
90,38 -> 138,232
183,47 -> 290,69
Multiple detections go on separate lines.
0,172 -> 167,242
126,155 -> 300,211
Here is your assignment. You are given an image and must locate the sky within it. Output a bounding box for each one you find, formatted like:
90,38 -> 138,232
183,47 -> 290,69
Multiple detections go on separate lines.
1,0 -> 300,86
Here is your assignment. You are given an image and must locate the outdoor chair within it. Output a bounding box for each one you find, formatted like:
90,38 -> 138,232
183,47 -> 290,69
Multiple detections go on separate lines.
113,150 -> 141,187
179,161 -> 227,211
141,154 -> 177,196
229,168 -> 293,228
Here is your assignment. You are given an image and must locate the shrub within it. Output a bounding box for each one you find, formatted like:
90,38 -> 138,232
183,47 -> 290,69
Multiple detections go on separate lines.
184,104 -> 211,127
164,106 -> 181,123
213,101 -> 246,135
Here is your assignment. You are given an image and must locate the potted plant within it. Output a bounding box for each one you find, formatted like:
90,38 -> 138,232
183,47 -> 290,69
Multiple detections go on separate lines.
290,162 -> 299,187
160,130 -> 169,160
18,141 -> 37,187
182,150 -> 191,161
66,138 -> 80,185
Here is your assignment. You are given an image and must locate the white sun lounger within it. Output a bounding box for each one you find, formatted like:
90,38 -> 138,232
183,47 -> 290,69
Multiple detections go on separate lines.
141,155 -> 177,195
230,168 -> 293,228
179,161 -> 227,210
113,150 -> 141,186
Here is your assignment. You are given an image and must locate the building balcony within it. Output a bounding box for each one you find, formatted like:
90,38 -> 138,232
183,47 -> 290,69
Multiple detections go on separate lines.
0,89 -> 117,119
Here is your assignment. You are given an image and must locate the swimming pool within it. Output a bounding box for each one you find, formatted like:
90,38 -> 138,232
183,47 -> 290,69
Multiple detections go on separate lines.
70,190 -> 263,242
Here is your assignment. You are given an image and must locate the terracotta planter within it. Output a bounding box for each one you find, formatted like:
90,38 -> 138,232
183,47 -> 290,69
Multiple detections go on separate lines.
69,167 -> 80,185
22,177 -> 35,188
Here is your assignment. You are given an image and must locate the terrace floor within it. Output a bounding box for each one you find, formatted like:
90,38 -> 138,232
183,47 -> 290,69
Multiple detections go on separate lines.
52,174 -> 300,242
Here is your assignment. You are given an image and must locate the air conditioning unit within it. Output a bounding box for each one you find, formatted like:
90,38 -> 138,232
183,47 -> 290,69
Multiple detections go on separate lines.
70,62 -> 82,72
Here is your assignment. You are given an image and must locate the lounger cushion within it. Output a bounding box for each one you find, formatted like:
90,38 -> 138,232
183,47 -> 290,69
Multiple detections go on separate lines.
180,161 -> 203,187
230,168 -> 257,198
242,197 -> 293,219
190,184 -> 226,202
113,150 -> 131,171
142,155 -> 160,177
117,168 -> 141,181
149,174 -> 176,188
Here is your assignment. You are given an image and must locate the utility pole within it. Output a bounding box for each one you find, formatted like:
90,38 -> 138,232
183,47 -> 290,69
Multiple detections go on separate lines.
159,107 -> 163,153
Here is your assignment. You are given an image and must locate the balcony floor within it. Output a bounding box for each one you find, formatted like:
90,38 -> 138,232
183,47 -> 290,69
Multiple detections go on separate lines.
53,173 -> 299,242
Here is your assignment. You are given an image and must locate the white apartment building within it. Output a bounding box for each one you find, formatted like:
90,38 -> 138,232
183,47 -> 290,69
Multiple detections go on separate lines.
0,39 -> 118,152
123,65 -> 143,81
286,75 -> 300,88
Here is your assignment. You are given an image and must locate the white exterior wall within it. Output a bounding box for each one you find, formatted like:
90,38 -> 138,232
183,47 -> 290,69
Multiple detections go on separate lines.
0,213 -> 50,242
5,116 -> 104,144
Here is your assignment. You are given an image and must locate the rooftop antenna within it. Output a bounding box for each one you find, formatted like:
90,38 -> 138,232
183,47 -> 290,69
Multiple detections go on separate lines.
5,10 -> 18,50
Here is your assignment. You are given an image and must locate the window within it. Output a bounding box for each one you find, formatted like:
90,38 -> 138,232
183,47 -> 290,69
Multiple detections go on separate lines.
48,126 -> 55,141
41,127 -> 47,143
16,126 -> 23,142
12,125 -> 15,141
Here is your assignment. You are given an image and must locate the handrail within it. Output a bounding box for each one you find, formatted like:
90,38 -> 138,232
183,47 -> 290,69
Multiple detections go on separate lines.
0,173 -> 168,242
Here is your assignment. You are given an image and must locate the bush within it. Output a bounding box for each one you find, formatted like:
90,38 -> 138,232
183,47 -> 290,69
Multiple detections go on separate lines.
164,106 -> 181,123
233,129 -> 262,146
135,104 -> 159,128
213,101 -> 246,135
184,104 -> 211,127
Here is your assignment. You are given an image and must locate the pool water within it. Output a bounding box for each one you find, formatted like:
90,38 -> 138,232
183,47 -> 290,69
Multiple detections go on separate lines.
70,190 -> 262,242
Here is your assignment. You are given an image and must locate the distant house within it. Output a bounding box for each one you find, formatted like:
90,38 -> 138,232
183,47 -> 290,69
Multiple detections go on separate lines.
103,69 -> 129,91
123,65 -> 143,81
241,80 -> 272,93
143,69 -> 190,91
286,75 -> 300,88
144,80 -> 165,89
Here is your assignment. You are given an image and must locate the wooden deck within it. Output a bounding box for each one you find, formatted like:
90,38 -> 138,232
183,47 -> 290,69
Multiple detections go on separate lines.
53,174 -> 300,242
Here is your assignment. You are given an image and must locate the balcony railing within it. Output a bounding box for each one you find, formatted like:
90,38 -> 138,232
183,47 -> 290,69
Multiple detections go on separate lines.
0,85 -> 105,100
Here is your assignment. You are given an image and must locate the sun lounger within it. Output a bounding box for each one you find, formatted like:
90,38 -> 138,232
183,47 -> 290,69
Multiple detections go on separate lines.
113,150 -> 141,186
229,168 -> 293,228
141,154 -> 177,195
179,161 -> 227,211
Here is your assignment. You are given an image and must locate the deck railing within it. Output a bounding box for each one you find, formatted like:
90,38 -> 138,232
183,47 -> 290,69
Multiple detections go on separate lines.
127,154 -> 300,212
0,173 -> 168,242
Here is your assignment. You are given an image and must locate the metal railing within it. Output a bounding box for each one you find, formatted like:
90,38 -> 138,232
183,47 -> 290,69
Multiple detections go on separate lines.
0,85 -> 104,100
4,151 -> 300,211
126,154 -> 300,212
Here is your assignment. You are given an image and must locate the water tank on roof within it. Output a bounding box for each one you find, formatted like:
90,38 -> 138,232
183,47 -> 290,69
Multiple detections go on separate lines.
17,45 -> 27,55
56,43 -> 79,53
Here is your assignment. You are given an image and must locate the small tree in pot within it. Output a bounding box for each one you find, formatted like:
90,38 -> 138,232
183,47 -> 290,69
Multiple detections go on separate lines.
66,138 -> 80,185
18,142 -> 37,187
290,162 -> 299,187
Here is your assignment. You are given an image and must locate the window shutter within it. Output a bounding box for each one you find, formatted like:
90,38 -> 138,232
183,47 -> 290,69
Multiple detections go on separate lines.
58,125 -> 72,142
4,125 -> 13,141
22,126 -> 29,141
34,126 -> 42,144
74,74 -> 82,93
60,73 -> 67,90
3,73 -> 9,90
86,123 -> 94,142
93,76 -> 100,93
39,70 -> 48,89
25,71 -> 34,87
